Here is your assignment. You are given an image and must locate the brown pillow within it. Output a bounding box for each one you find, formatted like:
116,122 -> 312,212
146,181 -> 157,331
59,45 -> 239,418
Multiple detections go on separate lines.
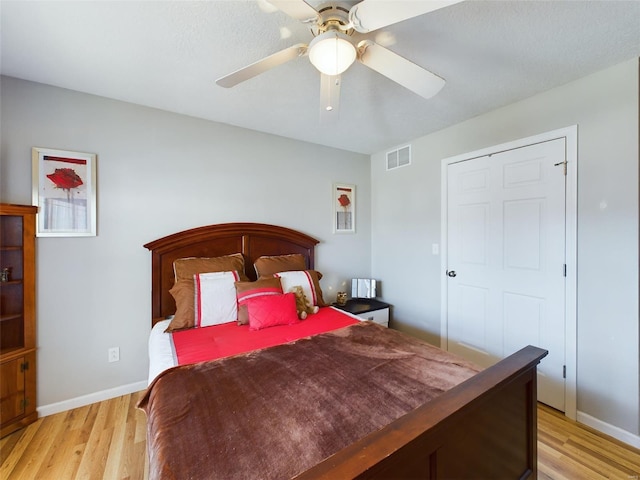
174,253 -> 248,282
254,254 -> 307,278
234,277 -> 283,325
165,280 -> 196,332
307,270 -> 327,307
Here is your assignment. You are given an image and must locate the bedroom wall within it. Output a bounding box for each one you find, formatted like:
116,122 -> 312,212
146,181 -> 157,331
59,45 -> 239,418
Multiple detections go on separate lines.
371,58 -> 639,442
0,76 -> 371,410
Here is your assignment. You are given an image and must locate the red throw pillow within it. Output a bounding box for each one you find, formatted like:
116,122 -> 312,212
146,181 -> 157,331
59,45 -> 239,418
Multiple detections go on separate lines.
235,277 -> 283,325
247,293 -> 300,331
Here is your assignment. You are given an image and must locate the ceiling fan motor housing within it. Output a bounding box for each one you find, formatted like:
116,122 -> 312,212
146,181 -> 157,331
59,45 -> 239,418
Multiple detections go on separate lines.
314,3 -> 354,36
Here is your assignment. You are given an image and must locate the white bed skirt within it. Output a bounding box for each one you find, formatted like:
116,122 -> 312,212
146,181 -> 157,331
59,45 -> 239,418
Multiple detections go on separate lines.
148,319 -> 177,385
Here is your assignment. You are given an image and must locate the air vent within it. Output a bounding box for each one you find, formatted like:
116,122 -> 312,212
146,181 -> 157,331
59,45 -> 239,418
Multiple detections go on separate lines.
386,145 -> 411,170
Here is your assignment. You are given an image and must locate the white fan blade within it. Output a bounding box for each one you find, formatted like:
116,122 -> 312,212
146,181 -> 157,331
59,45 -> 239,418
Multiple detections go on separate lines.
267,0 -> 319,23
349,0 -> 464,33
358,41 -> 445,99
216,44 -> 307,88
320,74 -> 341,120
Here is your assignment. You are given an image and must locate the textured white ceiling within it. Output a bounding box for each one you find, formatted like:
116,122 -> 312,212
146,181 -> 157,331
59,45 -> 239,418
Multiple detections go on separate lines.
2,0 -> 639,154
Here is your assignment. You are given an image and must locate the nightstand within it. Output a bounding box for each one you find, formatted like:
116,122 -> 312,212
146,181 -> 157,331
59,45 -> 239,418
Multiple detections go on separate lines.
333,298 -> 390,327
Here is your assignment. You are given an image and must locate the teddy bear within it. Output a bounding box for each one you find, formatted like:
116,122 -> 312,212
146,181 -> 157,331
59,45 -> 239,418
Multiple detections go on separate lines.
290,285 -> 319,319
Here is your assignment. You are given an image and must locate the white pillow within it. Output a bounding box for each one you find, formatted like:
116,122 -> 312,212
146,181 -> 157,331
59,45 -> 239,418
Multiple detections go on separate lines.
194,271 -> 239,327
275,270 -> 320,307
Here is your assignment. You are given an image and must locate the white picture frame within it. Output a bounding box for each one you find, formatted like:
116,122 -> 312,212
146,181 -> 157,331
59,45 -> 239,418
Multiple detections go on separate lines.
32,147 -> 97,237
333,183 -> 355,233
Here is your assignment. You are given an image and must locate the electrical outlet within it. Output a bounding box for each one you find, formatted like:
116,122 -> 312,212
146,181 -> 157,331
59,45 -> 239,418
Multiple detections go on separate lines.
108,347 -> 120,363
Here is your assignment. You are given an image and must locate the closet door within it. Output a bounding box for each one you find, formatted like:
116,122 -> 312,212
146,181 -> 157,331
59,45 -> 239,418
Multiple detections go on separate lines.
445,138 -> 567,411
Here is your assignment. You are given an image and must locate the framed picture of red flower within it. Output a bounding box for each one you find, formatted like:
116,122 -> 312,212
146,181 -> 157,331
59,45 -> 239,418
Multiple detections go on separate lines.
31,147 -> 97,237
333,183 -> 355,233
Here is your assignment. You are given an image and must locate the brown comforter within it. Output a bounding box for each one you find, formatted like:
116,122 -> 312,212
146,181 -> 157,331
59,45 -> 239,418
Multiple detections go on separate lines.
138,322 -> 480,480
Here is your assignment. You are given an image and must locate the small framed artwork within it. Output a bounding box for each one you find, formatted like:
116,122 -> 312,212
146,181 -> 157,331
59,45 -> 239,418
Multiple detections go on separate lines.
32,147 -> 97,237
333,183 -> 355,233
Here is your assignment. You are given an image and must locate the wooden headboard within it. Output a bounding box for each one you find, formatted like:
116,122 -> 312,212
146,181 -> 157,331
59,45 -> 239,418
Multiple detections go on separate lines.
144,223 -> 319,326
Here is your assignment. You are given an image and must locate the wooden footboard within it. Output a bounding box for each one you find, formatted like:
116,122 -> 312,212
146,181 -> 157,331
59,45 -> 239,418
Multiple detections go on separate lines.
296,345 -> 547,480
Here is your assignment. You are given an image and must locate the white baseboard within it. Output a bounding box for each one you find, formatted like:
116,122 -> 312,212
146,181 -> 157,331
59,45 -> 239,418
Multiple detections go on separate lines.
37,380 -> 147,417
577,410 -> 640,449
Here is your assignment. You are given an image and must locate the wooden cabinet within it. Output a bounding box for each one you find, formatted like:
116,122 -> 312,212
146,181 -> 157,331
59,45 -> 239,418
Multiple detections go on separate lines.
0,204 -> 37,437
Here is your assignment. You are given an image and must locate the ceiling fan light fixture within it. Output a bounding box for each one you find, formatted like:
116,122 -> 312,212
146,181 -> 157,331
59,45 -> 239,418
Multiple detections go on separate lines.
308,31 -> 356,76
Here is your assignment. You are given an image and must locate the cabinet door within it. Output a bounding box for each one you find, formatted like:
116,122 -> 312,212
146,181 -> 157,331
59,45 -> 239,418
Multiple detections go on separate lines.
1,213 -> 27,354
0,357 -> 26,424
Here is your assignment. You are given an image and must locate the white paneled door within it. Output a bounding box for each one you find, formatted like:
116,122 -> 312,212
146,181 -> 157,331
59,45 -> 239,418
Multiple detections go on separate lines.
445,138 -> 567,411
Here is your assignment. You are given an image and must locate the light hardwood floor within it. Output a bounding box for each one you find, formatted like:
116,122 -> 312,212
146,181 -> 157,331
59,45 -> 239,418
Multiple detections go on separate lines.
1,393 -> 639,479
537,406 -> 640,479
1,392 -> 148,480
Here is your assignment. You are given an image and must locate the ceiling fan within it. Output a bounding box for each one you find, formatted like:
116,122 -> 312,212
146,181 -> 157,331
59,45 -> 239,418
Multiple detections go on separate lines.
216,0 -> 463,118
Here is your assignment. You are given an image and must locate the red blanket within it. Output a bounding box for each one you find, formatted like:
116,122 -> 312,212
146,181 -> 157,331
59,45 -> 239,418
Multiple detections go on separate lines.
171,306 -> 358,365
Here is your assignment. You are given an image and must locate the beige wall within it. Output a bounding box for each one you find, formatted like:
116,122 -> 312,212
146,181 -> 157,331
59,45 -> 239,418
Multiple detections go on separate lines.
371,59 -> 639,440
0,76 -> 371,408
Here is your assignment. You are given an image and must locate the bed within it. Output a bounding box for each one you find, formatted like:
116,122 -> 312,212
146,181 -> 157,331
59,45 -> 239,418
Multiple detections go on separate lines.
140,222 -> 547,479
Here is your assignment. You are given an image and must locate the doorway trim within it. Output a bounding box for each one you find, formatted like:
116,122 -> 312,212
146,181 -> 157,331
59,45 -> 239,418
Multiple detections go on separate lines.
440,125 -> 577,420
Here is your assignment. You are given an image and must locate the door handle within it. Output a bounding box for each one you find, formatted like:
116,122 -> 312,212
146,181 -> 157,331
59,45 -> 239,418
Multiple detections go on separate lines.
446,270 -> 457,278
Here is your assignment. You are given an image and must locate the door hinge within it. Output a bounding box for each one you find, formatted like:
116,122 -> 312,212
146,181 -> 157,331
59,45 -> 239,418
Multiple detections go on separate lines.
563,264 -> 567,277
554,161 -> 568,175
21,398 -> 29,408
563,365 -> 566,379
20,361 -> 29,372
